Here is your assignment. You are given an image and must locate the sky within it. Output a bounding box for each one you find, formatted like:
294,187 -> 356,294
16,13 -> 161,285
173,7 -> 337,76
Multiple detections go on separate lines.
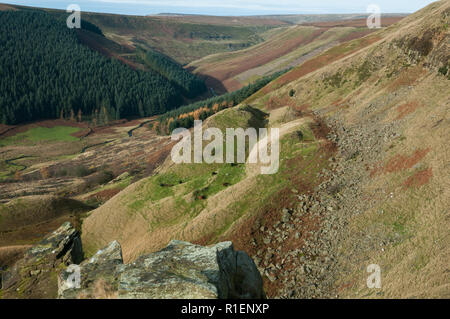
2,0 -> 438,16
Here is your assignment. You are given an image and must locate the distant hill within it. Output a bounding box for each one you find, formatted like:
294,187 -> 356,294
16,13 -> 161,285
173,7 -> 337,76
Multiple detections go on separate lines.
78,12 -> 287,65
187,15 -> 405,93
0,3 -> 289,65
254,13 -> 408,24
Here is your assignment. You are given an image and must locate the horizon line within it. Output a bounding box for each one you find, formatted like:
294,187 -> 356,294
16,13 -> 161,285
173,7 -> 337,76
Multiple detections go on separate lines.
0,2 -> 411,18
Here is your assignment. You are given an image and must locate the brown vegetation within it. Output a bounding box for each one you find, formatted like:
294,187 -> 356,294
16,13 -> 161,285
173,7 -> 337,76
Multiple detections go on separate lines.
366,143 -> 433,190
194,28 -> 329,93
396,101 -> 421,119
371,148 -> 431,177
387,65 -> 427,92
0,245 -> 31,268
250,35 -> 382,101
402,167 -> 433,189
77,279 -> 118,299
302,17 -> 405,28
88,188 -> 122,203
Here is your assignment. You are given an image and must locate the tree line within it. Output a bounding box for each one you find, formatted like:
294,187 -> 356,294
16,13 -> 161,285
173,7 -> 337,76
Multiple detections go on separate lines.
155,69 -> 290,134
137,49 -> 207,98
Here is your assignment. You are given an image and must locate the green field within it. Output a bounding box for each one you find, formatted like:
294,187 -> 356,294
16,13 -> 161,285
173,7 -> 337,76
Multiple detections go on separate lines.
0,126 -> 81,146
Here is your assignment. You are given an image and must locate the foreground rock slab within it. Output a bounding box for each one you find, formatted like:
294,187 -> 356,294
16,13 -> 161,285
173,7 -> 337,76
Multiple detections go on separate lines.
59,240 -> 265,299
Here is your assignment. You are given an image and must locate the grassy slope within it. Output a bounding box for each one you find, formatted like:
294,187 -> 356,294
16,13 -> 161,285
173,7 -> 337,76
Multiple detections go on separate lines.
2,2 -> 447,299
84,1 -> 448,298
187,24 -> 382,93
81,104 -> 329,262
246,0 -> 449,298
0,127 -> 80,146
81,107 -> 257,259
254,14 -> 407,25
0,124 -> 84,181
0,195 -> 91,268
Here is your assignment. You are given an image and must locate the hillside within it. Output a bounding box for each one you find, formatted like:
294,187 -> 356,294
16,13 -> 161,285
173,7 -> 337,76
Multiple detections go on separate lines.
1,4 -> 405,68
0,10 -> 187,125
0,9 -> 211,125
81,0 -> 449,299
257,0 -> 449,298
187,18 -> 404,93
254,14 -> 408,25
136,49 -> 206,98
45,8 -> 290,65
0,1 -> 448,300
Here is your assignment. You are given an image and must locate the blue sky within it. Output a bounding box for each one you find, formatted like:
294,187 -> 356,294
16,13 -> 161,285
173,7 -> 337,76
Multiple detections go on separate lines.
3,0 -> 438,16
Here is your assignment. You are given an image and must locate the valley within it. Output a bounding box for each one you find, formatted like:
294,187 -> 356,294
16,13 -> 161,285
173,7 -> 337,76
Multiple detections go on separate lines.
0,0 -> 448,300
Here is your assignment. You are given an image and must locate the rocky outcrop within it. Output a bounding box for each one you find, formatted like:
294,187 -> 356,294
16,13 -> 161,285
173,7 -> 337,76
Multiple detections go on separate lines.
58,240 -> 123,299
1,222 -> 264,299
1,222 -> 83,298
59,240 -> 265,299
